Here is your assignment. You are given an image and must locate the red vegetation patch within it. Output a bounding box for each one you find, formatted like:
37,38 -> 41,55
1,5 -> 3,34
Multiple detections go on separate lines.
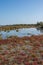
0,35 -> 43,65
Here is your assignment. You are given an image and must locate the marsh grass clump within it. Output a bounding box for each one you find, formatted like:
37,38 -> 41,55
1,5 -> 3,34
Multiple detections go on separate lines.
0,34 -> 2,40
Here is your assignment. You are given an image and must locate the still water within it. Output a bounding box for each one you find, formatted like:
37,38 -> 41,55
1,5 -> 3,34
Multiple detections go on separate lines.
0,28 -> 43,39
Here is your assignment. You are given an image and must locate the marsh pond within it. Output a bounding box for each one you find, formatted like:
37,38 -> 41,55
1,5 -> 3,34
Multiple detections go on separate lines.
0,28 -> 43,39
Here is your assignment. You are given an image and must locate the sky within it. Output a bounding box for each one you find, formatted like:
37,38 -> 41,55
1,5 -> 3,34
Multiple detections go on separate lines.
0,0 -> 43,25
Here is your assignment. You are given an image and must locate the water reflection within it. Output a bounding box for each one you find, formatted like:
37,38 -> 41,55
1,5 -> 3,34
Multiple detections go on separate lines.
36,28 -> 43,33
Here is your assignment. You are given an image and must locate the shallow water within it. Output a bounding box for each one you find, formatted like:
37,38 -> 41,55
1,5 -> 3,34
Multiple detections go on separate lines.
0,28 -> 43,39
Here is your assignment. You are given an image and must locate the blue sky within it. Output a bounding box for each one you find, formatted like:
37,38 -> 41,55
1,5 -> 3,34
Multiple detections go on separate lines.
0,0 -> 43,25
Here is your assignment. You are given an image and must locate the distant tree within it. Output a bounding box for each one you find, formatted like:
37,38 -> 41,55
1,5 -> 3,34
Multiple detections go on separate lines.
39,22 -> 43,26
37,21 -> 43,25
37,21 -> 43,28
37,22 -> 40,25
